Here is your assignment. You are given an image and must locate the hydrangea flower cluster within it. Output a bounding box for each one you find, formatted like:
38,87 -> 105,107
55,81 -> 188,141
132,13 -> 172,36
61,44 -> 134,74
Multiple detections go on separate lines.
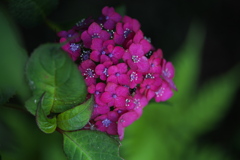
58,6 -> 177,140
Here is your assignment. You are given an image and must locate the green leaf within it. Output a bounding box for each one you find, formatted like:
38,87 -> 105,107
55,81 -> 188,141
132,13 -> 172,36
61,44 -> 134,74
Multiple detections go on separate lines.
0,6 -> 30,105
170,21 -> 205,105
57,96 -> 94,131
25,43 -> 87,115
181,64 -> 240,135
63,130 -> 123,160
36,92 -> 57,133
8,0 -> 58,27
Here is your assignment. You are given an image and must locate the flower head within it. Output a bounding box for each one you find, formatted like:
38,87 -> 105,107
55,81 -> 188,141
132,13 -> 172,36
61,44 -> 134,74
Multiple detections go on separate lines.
58,6 -> 177,140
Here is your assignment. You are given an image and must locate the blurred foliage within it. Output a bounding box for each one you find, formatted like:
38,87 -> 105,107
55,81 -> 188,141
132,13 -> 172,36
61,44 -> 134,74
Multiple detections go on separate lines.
0,6 -> 30,105
120,23 -> 240,160
8,0 -> 58,27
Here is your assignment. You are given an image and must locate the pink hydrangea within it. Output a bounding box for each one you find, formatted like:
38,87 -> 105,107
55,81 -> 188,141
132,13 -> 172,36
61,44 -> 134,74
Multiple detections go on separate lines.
58,6 -> 177,140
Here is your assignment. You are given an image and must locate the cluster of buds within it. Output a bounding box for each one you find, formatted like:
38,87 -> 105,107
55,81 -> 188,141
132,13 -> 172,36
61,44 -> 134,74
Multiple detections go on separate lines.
58,6 -> 177,140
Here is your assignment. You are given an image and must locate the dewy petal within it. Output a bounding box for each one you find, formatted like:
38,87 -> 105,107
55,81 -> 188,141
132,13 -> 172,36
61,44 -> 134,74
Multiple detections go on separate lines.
88,22 -> 102,35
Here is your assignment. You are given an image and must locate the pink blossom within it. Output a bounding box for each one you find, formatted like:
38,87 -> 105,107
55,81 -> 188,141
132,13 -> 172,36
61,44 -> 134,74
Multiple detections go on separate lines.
101,6 -> 122,30
123,43 -> 150,73
113,16 -> 141,45
95,111 -> 119,135
127,70 -> 143,88
100,44 -> 125,64
140,78 -> 162,100
90,39 -> 115,62
161,59 -> 177,91
60,38 -> 81,61
57,29 -> 81,42
95,61 -> 113,80
107,63 -> 129,85
154,81 -> 173,102
91,103 -> 110,119
81,22 -> 110,48
100,82 -> 129,107
79,60 -> 98,86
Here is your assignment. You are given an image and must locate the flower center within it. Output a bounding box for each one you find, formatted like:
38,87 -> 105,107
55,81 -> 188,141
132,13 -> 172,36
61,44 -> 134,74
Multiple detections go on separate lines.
132,55 -> 140,63
124,28 -> 132,38
92,33 -> 100,39
103,68 -> 108,76
112,94 -> 117,98
84,68 -> 95,79
130,72 -> 138,81
115,72 -> 120,77
70,43 -> 80,52
155,87 -> 165,97
102,118 -> 111,127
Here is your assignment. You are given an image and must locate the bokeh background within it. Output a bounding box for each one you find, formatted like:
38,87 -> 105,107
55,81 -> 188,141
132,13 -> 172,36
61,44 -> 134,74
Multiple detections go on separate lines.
0,0 -> 240,159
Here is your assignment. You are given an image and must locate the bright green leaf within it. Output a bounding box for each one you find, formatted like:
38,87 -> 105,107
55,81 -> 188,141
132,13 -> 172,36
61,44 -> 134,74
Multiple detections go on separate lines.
25,43 -> 87,115
57,96 -> 94,131
36,93 -> 57,133
63,130 -> 123,160
8,0 -> 58,27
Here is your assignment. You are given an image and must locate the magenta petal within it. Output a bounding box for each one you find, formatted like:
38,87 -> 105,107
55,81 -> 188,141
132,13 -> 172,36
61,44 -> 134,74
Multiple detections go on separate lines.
99,30 -> 111,41
114,97 -> 126,108
137,57 -> 150,73
132,19 -> 141,32
105,82 -> 118,92
108,111 -> 119,122
107,123 -> 118,135
87,84 -> 96,94
88,22 -> 102,35
133,30 -> 144,43
91,38 -> 103,50
129,43 -> 144,56
90,50 -> 100,62
100,92 -> 113,103
104,19 -> 115,30
117,63 -> 128,73
118,74 -> 129,85
96,82 -> 106,92
116,86 -> 129,97
165,62 -> 175,79
118,122 -> 124,140
112,46 -> 124,59
119,111 -> 138,128
140,39 -> 152,53
81,31 -> 92,48
108,66 -> 118,75
107,75 -> 118,84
